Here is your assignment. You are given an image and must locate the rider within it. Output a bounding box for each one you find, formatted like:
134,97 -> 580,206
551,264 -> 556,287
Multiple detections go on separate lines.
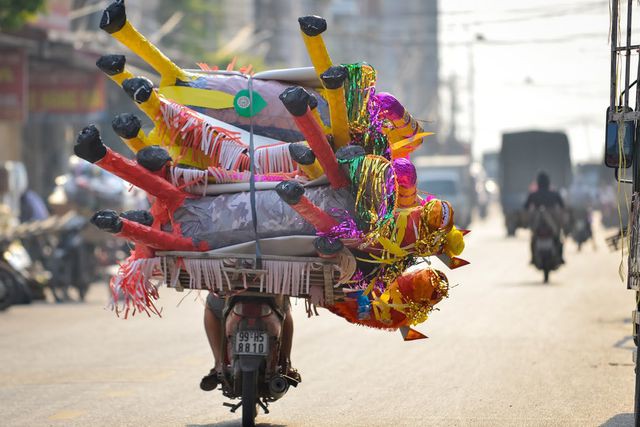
200,293 -> 300,391
524,171 -> 566,263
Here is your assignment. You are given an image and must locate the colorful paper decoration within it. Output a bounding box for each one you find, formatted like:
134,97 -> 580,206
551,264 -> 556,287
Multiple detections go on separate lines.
77,1 -> 468,336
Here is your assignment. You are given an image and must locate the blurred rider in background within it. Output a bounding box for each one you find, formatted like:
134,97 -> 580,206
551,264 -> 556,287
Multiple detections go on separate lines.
524,172 -> 566,263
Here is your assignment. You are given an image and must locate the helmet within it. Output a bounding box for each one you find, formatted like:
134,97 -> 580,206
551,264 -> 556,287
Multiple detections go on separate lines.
536,172 -> 550,190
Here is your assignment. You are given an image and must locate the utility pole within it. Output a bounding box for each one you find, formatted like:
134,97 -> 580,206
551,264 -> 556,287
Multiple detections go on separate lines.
466,29 -> 475,159
448,75 -> 459,147
607,1 -> 640,425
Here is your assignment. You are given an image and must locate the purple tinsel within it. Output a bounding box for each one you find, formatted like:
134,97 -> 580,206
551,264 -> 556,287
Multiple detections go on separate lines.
373,168 -> 396,222
317,209 -> 364,241
367,88 -> 384,134
347,270 -> 366,290
373,277 -> 386,294
367,88 -> 392,159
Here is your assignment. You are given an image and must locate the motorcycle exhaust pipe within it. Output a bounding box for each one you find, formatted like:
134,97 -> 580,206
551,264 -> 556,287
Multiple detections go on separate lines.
268,375 -> 290,400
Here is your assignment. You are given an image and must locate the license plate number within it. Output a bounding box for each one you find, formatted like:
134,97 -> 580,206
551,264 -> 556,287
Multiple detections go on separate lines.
235,331 -> 268,355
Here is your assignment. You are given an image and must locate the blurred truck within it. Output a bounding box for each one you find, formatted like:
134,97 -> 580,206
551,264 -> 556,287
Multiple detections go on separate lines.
414,155 -> 474,229
499,131 -> 572,236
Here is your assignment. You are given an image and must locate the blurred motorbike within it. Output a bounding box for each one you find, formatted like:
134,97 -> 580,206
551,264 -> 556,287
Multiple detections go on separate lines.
218,293 -> 299,426
42,215 -> 95,302
0,201 -> 48,310
0,239 -> 45,310
569,207 -> 592,251
530,207 -> 563,283
41,156 -> 145,301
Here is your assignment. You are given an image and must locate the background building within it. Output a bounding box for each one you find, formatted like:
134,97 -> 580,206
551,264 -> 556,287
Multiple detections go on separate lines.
0,0 -> 441,197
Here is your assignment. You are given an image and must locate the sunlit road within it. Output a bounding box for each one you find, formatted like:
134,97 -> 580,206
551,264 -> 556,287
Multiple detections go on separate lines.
0,209 -> 636,426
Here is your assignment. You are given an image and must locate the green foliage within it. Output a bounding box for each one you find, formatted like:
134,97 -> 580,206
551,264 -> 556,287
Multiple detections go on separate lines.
0,0 -> 46,30
157,0 -> 224,58
156,0 -> 269,72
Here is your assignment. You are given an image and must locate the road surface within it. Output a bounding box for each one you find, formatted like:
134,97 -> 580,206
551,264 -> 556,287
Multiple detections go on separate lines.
0,210 -> 635,426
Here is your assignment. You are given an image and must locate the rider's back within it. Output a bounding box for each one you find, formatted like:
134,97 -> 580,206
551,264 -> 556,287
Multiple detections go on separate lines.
524,189 -> 564,210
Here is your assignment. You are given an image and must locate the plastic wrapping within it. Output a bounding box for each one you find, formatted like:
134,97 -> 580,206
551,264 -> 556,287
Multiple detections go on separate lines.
172,186 -> 353,249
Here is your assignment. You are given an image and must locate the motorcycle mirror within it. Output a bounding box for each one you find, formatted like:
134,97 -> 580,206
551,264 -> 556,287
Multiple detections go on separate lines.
614,167 -> 633,184
604,106 -> 635,169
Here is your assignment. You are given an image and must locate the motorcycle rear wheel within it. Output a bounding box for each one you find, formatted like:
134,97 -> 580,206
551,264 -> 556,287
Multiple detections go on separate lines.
242,370 -> 258,426
0,268 -> 31,305
0,276 -> 11,310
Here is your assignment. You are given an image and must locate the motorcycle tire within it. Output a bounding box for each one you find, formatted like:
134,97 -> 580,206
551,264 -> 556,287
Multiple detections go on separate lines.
49,281 -> 70,303
543,269 -> 550,284
0,268 -> 31,305
77,284 -> 88,302
242,370 -> 258,427
0,278 -> 11,311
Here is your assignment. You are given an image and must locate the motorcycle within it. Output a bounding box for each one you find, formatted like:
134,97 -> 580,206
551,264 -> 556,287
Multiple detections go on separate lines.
47,216 -> 95,302
159,250 -> 343,425
530,207 -> 563,283
218,293 -> 299,426
21,213 -> 98,302
569,207 -> 592,251
0,239 -> 42,310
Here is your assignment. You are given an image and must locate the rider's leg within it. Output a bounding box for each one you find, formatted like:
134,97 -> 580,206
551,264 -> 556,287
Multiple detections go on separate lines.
279,297 -> 301,382
204,305 -> 223,370
280,304 -> 294,366
201,293 -> 224,391
530,237 -> 535,264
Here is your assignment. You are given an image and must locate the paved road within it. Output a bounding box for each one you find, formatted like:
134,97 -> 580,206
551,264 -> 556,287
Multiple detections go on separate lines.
0,210 -> 636,426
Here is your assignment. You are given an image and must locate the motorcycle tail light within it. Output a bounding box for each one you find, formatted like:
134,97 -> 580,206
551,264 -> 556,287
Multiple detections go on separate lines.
259,304 -> 273,316
232,302 -> 273,317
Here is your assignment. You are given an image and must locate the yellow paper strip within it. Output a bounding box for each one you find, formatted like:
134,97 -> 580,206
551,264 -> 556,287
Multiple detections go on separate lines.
390,132 -> 434,151
159,86 -> 235,110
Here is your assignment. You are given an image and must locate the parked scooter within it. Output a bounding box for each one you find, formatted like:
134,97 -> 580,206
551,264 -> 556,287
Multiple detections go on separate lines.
48,216 -> 95,302
0,239 -> 42,310
23,214 -> 97,302
530,207 -> 564,283
217,293 -> 299,426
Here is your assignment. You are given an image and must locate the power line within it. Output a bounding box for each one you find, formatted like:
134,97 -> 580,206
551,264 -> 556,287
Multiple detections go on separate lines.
443,2 -> 607,27
442,31 -> 607,47
480,32 -> 607,45
440,1 -> 607,16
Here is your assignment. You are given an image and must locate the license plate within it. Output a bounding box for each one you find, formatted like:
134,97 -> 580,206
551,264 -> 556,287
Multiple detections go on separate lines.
536,238 -> 554,250
235,331 -> 268,355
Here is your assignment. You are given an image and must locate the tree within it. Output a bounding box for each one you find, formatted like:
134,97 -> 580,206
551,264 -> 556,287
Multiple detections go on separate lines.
156,0 -> 269,72
157,0 -> 224,59
0,0 -> 46,30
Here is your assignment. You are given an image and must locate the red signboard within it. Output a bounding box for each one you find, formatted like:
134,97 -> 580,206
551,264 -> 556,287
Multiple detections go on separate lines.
0,50 -> 27,121
29,65 -> 105,114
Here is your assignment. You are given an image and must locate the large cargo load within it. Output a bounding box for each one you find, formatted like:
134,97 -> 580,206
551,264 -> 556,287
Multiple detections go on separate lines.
73,2 -> 470,337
